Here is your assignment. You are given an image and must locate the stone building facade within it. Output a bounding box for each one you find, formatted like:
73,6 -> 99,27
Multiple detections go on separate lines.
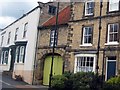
69,1 -> 120,81
0,2 -> 70,85
34,0 -> 120,85
33,5 -> 71,85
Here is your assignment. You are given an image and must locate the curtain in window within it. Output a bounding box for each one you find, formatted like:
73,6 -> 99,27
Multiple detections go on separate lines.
76,57 -> 94,72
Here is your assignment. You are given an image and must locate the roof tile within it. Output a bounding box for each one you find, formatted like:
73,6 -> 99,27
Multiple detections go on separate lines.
42,6 -> 71,26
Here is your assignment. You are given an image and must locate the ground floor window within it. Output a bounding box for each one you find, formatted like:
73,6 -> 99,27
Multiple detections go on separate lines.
15,46 -> 26,63
0,50 -> 9,65
74,54 -> 96,73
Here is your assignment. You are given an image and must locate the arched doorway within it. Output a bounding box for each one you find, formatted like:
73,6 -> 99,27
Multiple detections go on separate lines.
43,55 -> 63,85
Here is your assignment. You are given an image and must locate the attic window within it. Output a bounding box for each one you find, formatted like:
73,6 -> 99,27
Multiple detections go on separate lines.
48,5 -> 56,15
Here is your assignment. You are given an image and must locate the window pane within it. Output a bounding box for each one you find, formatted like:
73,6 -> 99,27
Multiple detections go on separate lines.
19,46 -> 25,63
85,1 -> 94,15
88,27 -> 92,34
83,58 -> 85,66
109,34 -> 113,41
108,24 -> 118,42
1,36 -> 4,46
76,56 -> 94,72
114,33 -> 118,41
4,51 -> 8,64
108,56 -> 116,60
15,46 -> 19,62
84,36 -> 87,43
109,0 -> 119,11
7,32 -> 11,44
114,24 -> 118,32
23,23 -> 28,38
86,57 -> 89,66
90,57 -> 93,67
88,36 -> 92,43
110,25 -> 113,32
83,27 -> 92,44
84,28 -> 88,35
1,52 -> 4,64
50,30 -> 57,46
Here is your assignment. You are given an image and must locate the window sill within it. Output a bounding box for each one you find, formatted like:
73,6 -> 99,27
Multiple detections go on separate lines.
0,64 -> 8,66
84,14 -> 94,17
14,63 -> 24,65
105,42 -> 119,46
80,44 -> 92,47
107,10 -> 119,14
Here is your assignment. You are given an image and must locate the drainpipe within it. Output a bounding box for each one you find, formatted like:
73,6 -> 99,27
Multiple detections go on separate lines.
49,2 -> 59,89
32,5 -> 41,85
96,0 -> 103,76
101,49 -> 105,88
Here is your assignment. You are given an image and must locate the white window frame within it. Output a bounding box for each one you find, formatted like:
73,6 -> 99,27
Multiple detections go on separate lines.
15,46 -> 19,63
50,30 -> 57,47
19,46 -> 25,63
85,0 -> 94,16
106,23 -> 119,45
7,32 -> 11,44
23,23 -> 28,38
109,0 -> 119,12
1,36 -> 4,46
74,54 -> 96,73
0,51 -> 8,65
50,30 -> 55,47
81,26 -> 93,46
15,28 -> 18,41
4,51 -> 8,64
0,51 -> 4,64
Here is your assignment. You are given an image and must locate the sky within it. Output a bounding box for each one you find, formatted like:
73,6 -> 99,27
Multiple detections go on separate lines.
0,0 -> 51,29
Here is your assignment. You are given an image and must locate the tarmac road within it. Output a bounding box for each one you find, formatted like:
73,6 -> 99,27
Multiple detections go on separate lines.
0,72 -> 48,90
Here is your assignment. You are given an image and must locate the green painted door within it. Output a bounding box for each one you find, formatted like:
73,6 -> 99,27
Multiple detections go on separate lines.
43,55 -> 63,85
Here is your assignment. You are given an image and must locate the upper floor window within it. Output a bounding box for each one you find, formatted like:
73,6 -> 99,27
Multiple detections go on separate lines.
7,32 -> 11,44
82,26 -> 93,45
48,5 -> 56,15
15,46 -> 25,63
74,54 -> 96,73
1,36 -> 4,46
50,30 -> 58,47
15,28 -> 18,41
23,23 -> 28,38
107,23 -> 119,44
109,0 -> 119,12
85,0 -> 94,16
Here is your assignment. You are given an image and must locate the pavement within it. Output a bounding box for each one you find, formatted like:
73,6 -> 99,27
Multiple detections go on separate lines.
0,72 -> 48,90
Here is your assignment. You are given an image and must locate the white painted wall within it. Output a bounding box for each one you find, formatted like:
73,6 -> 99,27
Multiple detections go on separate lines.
0,7 -> 40,76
